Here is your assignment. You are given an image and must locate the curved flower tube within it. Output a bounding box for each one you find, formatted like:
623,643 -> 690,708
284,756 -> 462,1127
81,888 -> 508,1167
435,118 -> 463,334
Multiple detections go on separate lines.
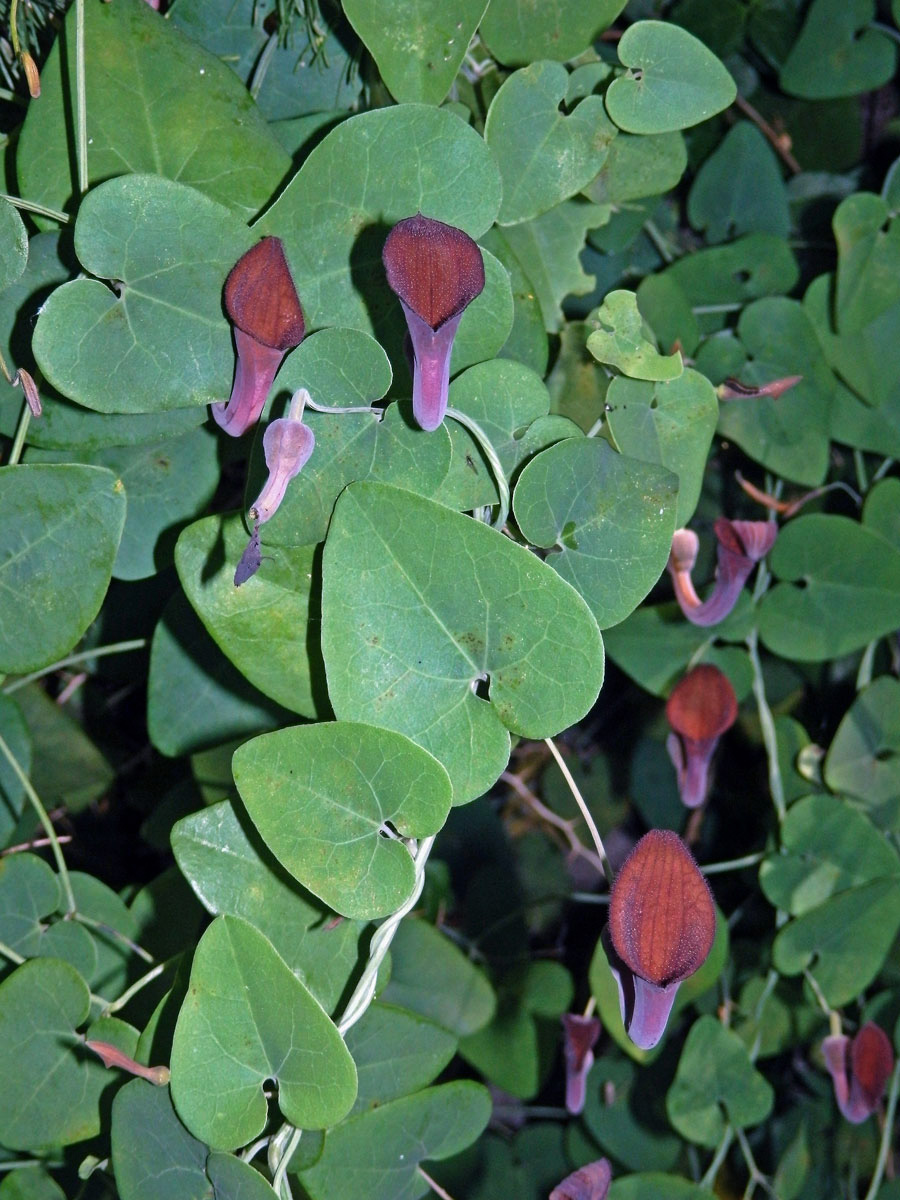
561,1013 -> 601,1115
212,237 -> 306,437
823,1022 -> 894,1124
383,214 -> 485,432
234,388 -> 315,587
665,664 -> 738,809
667,517 -> 777,626
605,830 -> 715,1049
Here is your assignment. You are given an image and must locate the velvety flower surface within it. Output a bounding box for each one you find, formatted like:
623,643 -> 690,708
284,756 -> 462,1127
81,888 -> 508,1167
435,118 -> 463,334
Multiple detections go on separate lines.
383,214 -> 484,432
665,664 -> 738,809
606,830 -> 716,1048
212,237 -> 306,437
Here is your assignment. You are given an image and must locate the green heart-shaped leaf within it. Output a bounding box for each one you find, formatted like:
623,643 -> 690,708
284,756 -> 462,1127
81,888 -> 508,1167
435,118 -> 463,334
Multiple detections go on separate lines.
0,464 -> 126,674
605,369 -> 719,526
760,794 -> 900,915
345,1002 -> 457,1115
170,915 -> 357,1149
606,21 -> 736,135
342,0 -> 486,104
233,722 -> 452,919
479,0 -> 626,65
172,799 -> 367,1012
486,61 -> 617,225
772,878 -> 900,1005
0,958 -> 108,1150
17,0 -> 289,221
687,122 -> 790,243
176,514 -> 325,719
666,1016 -> 773,1147
296,1082 -> 490,1200
513,438 -> 677,627
758,515 -> 900,660
780,0 -> 896,99
321,483 -> 604,802
825,677 -> 900,829
33,176 -> 253,414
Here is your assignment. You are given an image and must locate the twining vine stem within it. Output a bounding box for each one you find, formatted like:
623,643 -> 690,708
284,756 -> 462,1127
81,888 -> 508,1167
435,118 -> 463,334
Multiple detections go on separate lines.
543,737 -> 613,886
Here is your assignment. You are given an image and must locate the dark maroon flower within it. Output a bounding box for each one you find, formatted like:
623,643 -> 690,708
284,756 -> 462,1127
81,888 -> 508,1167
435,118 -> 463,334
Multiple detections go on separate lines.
665,664 -> 738,809
667,518 -> 777,626
212,237 -> 306,437
823,1022 -> 894,1124
606,830 -> 716,1049
549,1159 -> 612,1200
562,1013 -> 601,1115
383,214 -> 484,432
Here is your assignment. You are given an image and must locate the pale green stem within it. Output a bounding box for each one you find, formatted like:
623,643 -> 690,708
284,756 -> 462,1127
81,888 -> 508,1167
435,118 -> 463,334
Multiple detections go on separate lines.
702,851 -> 765,875
445,407 -> 510,531
101,961 -> 170,1017
745,628 -> 786,824
872,457 -> 896,483
0,1160 -> 54,1172
701,1127 -> 735,1190
6,402 -> 31,466
303,395 -> 380,416
870,20 -> 900,46
692,302 -> 744,314
853,448 -> 869,493
3,638 -> 147,693
0,194 -> 70,223
9,0 -> 22,56
271,1125 -> 302,1199
0,939 -> 25,965
249,31 -> 278,99
417,1166 -> 458,1200
75,0 -> 89,195
856,640 -> 876,691
643,219 -> 676,264
585,416 -> 606,438
74,913 -> 154,964
735,1126 -> 778,1199
544,738 -> 612,886
0,731 -> 75,912
240,1136 -> 270,1165
862,1057 -> 900,1200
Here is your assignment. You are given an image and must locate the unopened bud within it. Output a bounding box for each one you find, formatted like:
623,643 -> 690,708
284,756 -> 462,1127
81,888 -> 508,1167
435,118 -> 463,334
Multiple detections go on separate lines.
20,52 -> 40,99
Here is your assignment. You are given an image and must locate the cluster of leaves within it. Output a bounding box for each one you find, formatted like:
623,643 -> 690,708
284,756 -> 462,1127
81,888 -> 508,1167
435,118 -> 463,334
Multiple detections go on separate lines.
1,0 -> 900,1197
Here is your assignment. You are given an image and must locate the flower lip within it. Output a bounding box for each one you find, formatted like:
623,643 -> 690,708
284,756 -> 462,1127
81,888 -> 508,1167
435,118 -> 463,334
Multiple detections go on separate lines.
609,829 -> 715,989
383,213 -> 485,330
714,517 -> 777,563
666,664 -> 738,743
224,236 -> 305,351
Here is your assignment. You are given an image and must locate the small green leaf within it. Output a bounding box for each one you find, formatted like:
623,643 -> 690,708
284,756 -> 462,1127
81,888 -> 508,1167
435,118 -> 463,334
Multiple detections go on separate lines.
780,0 -> 896,98
17,0 -> 289,221
112,1080 -> 210,1200
688,123 -> 790,243
760,794 -> 900,914
0,853 -> 59,957
758,516 -> 900,660
11,684 -> 113,814
0,465 -> 126,675
0,958 -> 108,1150
605,369 -> 719,526
321,482 -> 604,802
587,290 -> 683,380
381,918 -> 496,1037
233,723 -> 452,919
609,1176 -> 717,1199
825,677 -> 900,829
606,21 -> 736,135
0,200 -> 27,294
773,878 -> 900,1004
172,799 -> 367,1013
176,514 -> 325,719
666,1015 -> 774,1147
584,131 -> 687,206
479,0 -> 626,64
582,1056 -> 681,1172
0,695 -> 31,847
342,0 -> 486,104
170,915 -> 357,1149
296,1082 -> 491,1200
33,176 -> 253,414
513,438 -> 677,627
345,1002 -> 457,1115
486,62 -> 616,225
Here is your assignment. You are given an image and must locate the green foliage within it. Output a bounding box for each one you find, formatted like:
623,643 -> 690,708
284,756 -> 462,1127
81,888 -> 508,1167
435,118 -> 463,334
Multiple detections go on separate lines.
3,1 -> 900,1197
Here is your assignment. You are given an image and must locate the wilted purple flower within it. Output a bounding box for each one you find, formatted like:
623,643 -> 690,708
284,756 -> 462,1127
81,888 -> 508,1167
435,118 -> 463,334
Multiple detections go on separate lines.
823,1022 -> 894,1124
212,237 -> 306,437
606,830 -> 716,1049
665,664 -> 738,809
234,388 -> 315,587
383,214 -> 484,432
667,518 -> 777,626
562,1013 -> 601,1115
549,1159 -> 612,1200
